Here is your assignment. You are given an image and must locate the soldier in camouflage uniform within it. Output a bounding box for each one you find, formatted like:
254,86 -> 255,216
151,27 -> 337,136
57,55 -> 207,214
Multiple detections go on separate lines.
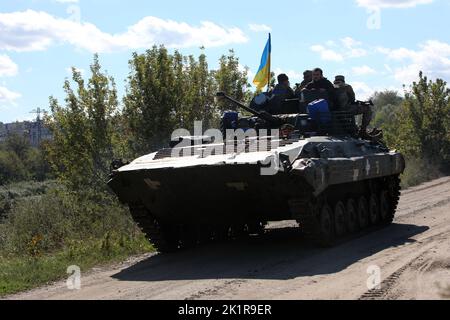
334,75 -> 373,137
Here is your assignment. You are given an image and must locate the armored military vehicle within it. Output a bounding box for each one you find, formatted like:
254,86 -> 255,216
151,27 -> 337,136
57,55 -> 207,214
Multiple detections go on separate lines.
108,92 -> 405,252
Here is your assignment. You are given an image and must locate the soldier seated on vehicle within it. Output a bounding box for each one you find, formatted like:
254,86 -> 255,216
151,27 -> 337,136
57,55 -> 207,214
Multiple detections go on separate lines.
266,74 -> 299,115
295,70 -> 313,95
304,68 -> 337,110
334,75 -> 373,138
272,74 -> 295,101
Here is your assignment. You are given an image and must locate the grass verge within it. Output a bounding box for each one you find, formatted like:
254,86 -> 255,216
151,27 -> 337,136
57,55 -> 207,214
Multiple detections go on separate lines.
0,235 -> 153,297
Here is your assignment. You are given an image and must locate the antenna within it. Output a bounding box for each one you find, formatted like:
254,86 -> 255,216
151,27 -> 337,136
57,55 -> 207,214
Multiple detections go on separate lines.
30,108 -> 47,146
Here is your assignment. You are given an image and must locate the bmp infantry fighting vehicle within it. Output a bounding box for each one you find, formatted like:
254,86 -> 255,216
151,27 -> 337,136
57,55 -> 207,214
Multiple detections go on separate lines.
108,92 -> 405,252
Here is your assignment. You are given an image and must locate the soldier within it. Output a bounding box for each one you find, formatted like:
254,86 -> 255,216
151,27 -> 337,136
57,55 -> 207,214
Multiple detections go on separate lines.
305,68 -> 337,109
334,75 -> 355,107
266,74 -> 297,115
295,70 -> 313,94
334,75 -> 373,138
272,74 -> 295,100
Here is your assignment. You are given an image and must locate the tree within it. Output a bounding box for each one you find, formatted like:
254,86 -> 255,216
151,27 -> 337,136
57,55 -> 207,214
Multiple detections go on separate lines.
45,54 -> 119,190
0,150 -> 27,184
370,90 -> 403,130
371,90 -> 403,110
123,47 -> 250,154
123,47 -> 179,154
386,72 -> 450,171
213,50 -> 251,112
4,133 -> 30,161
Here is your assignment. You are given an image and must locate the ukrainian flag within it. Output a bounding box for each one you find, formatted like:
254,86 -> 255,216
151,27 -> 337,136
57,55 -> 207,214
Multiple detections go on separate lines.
253,34 -> 271,91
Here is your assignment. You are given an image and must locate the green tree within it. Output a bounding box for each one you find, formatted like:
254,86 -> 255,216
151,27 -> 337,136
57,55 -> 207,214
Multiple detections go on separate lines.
386,72 -> 450,171
384,73 -> 450,186
372,90 -> 403,110
4,133 -> 30,161
370,90 -> 403,131
213,50 -> 251,112
123,47 -> 178,154
45,54 -> 119,190
0,150 -> 27,184
123,46 -> 248,154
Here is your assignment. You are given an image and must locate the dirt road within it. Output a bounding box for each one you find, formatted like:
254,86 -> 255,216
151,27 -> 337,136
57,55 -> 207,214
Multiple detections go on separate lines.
8,177 -> 450,300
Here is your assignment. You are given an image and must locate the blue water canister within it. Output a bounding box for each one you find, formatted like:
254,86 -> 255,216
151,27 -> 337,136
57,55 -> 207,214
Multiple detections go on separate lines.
222,111 -> 239,130
307,99 -> 331,124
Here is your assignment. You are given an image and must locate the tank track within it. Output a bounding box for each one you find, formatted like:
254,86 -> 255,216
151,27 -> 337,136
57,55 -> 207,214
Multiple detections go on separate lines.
129,206 -> 267,253
385,175 -> 402,225
294,175 -> 402,247
129,206 -> 180,253
131,175 -> 402,251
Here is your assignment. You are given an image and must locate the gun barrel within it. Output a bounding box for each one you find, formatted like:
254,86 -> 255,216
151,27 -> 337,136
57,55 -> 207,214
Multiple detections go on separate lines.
216,92 -> 261,117
216,92 -> 279,125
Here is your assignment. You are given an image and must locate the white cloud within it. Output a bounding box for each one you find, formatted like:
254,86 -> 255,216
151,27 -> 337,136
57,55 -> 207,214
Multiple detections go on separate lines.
0,86 -> 21,105
352,65 -> 376,76
311,37 -> 367,62
352,81 -> 374,100
341,37 -> 367,58
379,40 -> 450,84
311,45 -> 344,62
0,54 -> 18,77
248,24 -> 272,32
355,0 -> 433,9
274,68 -> 305,83
54,0 -> 79,3
0,10 -> 248,53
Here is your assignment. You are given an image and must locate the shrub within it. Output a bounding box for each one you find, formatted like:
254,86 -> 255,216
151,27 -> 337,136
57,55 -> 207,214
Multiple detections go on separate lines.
401,157 -> 444,189
0,187 -> 143,257
0,151 -> 27,184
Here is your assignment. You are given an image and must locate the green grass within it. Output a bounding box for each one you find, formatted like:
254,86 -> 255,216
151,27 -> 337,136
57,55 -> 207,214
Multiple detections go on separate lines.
0,182 -> 155,297
0,235 -> 153,297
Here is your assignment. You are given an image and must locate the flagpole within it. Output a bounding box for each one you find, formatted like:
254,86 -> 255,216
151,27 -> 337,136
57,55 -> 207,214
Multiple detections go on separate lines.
267,33 -> 271,93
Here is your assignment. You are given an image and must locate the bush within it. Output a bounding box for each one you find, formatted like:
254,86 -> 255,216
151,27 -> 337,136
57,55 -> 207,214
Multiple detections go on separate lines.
0,187 -> 145,257
0,180 -> 58,218
401,157 -> 444,189
0,185 -> 153,296
0,150 -> 27,184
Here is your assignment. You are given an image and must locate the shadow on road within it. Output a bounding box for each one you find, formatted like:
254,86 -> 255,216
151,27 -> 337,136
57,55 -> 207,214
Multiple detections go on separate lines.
113,223 -> 429,282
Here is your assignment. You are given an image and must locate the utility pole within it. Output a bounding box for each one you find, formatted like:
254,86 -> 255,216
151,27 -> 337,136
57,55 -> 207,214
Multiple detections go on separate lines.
30,108 -> 46,146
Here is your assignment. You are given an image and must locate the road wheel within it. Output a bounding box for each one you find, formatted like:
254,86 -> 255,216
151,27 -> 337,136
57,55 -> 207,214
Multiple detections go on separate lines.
316,204 -> 335,247
334,201 -> 347,237
369,193 -> 380,225
346,198 -> 359,233
357,196 -> 369,229
379,190 -> 391,224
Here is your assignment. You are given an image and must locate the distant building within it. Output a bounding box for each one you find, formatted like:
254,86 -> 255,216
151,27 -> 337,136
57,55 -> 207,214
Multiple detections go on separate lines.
0,120 -> 52,147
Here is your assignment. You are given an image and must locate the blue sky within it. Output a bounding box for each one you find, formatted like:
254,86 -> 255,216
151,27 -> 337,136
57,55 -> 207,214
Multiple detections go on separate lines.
1,0 -> 449,123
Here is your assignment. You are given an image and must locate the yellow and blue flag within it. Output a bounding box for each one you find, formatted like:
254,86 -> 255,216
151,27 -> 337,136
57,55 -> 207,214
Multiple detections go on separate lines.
253,34 -> 271,91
